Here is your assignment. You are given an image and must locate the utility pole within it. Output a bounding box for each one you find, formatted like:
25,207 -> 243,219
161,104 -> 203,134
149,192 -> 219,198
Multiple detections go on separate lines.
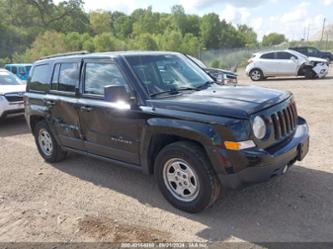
320,17 -> 326,41
307,24 -> 310,41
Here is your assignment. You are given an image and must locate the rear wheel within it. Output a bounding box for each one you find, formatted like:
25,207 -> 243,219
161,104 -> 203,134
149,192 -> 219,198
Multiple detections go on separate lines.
155,141 -> 221,213
34,121 -> 67,163
249,69 -> 263,81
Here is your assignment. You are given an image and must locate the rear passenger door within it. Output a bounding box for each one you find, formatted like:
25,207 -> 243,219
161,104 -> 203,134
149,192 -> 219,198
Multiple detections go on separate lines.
78,59 -> 142,165
259,52 -> 277,75
48,60 -> 83,149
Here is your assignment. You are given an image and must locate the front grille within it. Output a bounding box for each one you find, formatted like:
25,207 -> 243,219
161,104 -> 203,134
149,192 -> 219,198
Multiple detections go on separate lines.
4,92 -> 24,102
271,102 -> 298,140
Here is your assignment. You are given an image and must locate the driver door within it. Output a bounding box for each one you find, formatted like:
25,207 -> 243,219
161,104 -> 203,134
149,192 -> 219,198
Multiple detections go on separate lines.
275,52 -> 298,75
78,59 -> 143,165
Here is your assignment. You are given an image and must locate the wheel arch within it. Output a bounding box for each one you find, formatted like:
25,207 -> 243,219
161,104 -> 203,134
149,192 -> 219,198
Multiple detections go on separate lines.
29,115 -> 45,132
140,118 -> 222,175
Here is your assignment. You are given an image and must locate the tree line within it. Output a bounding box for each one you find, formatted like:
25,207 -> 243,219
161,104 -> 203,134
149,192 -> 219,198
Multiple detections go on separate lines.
0,0 -> 287,65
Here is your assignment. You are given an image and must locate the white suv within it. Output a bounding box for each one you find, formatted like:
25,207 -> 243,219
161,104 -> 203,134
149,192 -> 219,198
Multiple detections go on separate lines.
0,69 -> 26,120
246,49 -> 329,81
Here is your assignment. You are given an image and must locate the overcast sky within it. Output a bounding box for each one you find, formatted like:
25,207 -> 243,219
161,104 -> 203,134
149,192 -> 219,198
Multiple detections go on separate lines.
57,0 -> 333,40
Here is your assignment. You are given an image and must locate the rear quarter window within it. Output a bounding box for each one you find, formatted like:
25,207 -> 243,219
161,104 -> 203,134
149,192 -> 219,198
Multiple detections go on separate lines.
28,64 -> 51,92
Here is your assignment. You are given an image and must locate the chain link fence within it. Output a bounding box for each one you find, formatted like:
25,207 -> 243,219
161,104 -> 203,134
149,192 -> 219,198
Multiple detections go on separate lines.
199,41 -> 333,72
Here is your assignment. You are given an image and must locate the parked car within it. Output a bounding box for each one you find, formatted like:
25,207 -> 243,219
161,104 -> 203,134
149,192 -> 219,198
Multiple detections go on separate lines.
0,69 -> 26,120
5,64 -> 32,81
246,49 -> 329,81
25,51 -> 309,213
186,55 -> 238,85
289,46 -> 333,63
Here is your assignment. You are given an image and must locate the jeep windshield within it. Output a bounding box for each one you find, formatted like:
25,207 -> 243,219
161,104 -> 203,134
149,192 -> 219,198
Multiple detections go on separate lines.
125,54 -> 214,97
0,70 -> 23,85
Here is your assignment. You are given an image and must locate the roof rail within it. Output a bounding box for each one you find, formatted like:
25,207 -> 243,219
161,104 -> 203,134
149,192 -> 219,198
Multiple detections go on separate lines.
40,51 -> 89,60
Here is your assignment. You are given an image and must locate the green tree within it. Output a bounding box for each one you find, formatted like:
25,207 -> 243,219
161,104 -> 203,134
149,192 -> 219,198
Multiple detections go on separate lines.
160,30 -> 183,51
131,33 -> 158,50
64,32 -> 82,51
93,33 -> 126,52
220,20 -> 244,48
132,6 -> 160,36
180,33 -> 200,56
200,13 -> 221,49
25,31 -> 67,61
113,15 -> 133,38
90,11 -> 112,34
262,33 -> 287,47
238,24 -> 258,48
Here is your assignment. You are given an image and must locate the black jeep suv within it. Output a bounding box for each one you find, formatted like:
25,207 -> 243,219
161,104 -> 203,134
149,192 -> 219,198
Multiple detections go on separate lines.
25,51 -> 309,213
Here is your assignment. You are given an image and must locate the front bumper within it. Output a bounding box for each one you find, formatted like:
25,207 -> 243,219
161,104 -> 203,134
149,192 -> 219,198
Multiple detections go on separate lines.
0,98 -> 25,119
218,117 -> 309,189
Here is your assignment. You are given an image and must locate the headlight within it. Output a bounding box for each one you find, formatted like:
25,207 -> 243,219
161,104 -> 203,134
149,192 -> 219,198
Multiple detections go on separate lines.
252,116 -> 266,139
0,95 -> 5,102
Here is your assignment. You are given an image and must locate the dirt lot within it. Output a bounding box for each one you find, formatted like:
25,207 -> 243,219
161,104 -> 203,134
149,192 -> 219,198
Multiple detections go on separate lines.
0,70 -> 333,243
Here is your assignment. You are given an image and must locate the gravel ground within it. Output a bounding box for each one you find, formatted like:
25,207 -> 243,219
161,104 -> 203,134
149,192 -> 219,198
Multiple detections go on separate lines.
0,70 -> 332,243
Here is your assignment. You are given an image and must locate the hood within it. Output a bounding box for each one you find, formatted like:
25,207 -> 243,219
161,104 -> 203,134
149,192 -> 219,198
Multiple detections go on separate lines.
308,57 -> 328,63
0,85 -> 26,95
149,84 -> 291,119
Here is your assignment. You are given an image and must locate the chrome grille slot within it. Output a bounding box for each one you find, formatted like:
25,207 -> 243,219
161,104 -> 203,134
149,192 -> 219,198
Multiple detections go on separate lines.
271,102 -> 298,140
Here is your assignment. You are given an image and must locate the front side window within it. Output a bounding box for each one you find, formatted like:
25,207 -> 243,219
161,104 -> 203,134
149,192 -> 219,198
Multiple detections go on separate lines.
57,63 -> 80,92
276,52 -> 293,60
84,63 -> 126,95
125,54 -> 212,96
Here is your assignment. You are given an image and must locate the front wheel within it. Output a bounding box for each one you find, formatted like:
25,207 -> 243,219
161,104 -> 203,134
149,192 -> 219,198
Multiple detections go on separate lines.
249,69 -> 263,81
155,141 -> 221,213
304,68 -> 317,79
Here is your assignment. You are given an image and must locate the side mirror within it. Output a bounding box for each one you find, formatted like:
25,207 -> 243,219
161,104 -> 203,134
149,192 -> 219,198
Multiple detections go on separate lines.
104,85 -> 130,103
291,56 -> 297,62
208,72 -> 224,84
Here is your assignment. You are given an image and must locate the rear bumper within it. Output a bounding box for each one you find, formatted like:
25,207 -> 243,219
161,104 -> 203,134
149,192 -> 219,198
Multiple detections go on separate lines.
218,117 -> 309,189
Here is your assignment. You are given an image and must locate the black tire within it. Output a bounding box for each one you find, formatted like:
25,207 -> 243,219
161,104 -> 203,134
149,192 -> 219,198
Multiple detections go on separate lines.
34,120 -> 67,163
304,68 -> 316,79
155,141 -> 221,213
249,69 -> 264,81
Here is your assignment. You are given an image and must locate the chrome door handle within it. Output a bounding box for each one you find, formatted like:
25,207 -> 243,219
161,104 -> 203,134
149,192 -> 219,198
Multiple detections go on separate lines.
80,106 -> 93,112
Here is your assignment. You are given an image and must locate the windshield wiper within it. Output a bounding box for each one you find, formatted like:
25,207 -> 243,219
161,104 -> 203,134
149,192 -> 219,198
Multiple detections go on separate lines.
196,81 -> 215,90
150,87 -> 198,98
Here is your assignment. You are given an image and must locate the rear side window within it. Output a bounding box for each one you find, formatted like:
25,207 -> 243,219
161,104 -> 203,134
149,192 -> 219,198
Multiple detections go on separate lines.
51,63 -> 80,93
29,64 -> 50,92
261,53 -> 275,59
